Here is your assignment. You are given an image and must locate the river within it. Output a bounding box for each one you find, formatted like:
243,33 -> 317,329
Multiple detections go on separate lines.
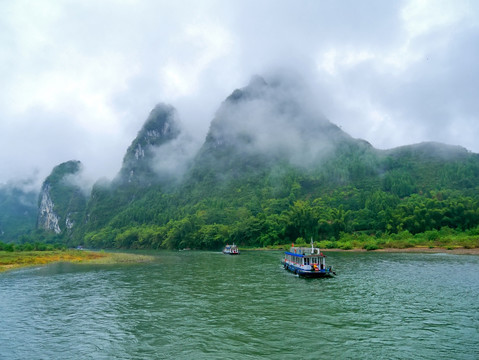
1,250 -> 478,359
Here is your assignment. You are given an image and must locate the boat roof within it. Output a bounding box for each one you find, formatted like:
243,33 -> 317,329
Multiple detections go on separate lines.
285,251 -> 306,258
285,246 -> 324,257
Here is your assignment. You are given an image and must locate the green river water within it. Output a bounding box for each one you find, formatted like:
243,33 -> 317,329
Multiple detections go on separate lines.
1,250 -> 478,359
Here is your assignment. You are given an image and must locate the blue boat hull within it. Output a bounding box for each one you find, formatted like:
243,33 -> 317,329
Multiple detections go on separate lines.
282,261 -> 335,278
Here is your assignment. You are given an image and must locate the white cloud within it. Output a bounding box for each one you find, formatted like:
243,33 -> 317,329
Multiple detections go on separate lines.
312,0 -> 479,151
160,22 -> 234,100
401,0 -> 473,38
1,0 -> 479,186
317,48 -> 376,76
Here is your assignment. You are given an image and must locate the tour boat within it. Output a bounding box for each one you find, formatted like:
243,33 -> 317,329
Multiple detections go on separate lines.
223,243 -> 240,255
282,240 -> 335,278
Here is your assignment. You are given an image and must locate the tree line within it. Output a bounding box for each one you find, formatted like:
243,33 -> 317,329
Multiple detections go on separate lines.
0,241 -> 66,252
81,187 -> 479,250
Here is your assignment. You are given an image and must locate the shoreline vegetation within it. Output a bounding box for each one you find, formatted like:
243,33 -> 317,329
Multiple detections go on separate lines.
244,229 -> 479,254
0,250 -> 154,273
2,231 -> 479,273
245,245 -> 479,255
241,232 -> 479,255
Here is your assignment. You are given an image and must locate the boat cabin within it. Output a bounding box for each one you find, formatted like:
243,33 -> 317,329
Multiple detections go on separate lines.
284,245 -> 327,271
223,243 -> 240,255
282,240 -> 335,278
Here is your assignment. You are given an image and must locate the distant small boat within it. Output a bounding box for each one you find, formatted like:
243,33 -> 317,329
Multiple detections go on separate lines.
281,240 -> 335,278
223,243 -> 240,255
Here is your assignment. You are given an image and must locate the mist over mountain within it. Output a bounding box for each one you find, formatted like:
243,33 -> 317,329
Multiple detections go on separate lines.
3,75 -> 479,248
188,75 -> 366,196
387,142 -> 470,161
203,75 -> 353,166
116,103 -> 182,186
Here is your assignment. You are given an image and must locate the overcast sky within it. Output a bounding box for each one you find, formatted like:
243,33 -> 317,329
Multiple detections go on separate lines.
1,0 -> 478,188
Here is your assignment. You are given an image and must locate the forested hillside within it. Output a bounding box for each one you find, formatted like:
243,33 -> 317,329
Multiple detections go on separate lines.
5,76 -> 479,250
80,77 -> 479,250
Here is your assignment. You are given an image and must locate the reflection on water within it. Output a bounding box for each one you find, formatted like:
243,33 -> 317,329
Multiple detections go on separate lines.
1,251 -> 478,359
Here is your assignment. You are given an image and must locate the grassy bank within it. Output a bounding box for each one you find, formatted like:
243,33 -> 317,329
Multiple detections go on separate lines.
243,230 -> 479,254
0,250 -> 154,273
320,229 -> 479,251
244,244 -> 479,255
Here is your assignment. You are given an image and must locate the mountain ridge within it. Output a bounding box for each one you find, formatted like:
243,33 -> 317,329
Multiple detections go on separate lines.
2,75 -> 479,248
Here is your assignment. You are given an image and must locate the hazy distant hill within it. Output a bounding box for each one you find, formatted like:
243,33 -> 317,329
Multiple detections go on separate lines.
0,183 -> 37,241
4,76 -> 479,248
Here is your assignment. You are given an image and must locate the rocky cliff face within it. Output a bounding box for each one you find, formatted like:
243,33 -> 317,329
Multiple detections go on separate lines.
37,183 -> 61,234
36,160 -> 87,235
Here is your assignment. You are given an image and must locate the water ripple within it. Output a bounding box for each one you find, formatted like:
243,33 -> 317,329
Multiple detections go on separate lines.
1,251 -> 479,359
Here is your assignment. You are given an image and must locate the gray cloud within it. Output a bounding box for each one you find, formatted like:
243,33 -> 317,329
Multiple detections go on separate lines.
1,0 -> 478,188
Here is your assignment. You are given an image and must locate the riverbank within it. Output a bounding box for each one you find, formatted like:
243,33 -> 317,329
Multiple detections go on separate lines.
323,247 -> 479,255
0,250 -> 154,273
244,245 -> 479,255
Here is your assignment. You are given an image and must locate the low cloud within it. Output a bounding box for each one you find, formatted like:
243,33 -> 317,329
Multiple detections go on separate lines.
151,132 -> 203,183
62,170 -> 96,198
1,0 -> 478,188
209,74 -> 345,168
